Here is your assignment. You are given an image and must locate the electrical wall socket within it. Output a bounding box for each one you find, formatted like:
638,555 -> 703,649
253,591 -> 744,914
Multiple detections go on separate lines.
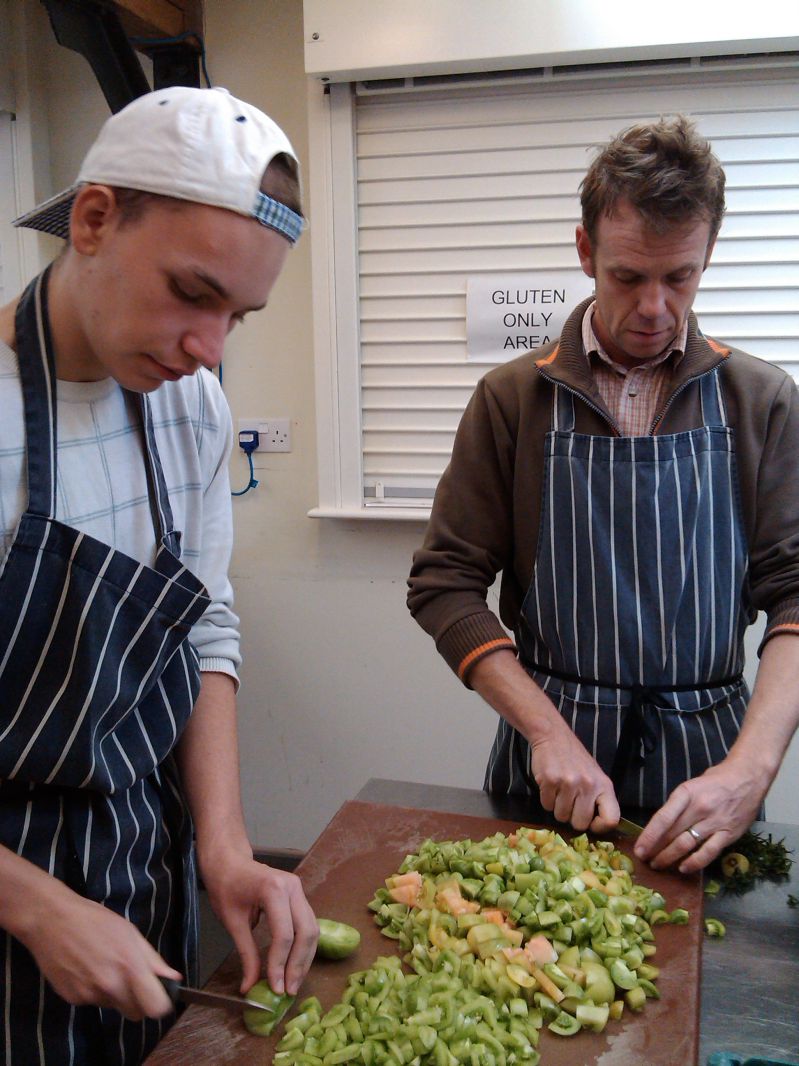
238,418 -> 291,453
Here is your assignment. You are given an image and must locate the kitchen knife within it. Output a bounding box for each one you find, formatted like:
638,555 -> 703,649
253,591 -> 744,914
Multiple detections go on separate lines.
159,976 -> 274,1015
616,816 -> 646,838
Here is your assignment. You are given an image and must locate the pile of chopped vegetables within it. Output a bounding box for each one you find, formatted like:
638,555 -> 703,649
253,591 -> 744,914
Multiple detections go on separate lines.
274,827 -> 688,1064
275,959 -> 547,1066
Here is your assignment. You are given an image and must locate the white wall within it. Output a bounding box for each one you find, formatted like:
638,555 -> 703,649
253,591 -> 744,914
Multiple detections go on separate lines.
12,0 -> 798,845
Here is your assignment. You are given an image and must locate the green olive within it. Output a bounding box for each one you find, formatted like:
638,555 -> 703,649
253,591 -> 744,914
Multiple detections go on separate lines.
242,979 -> 295,1037
316,917 -> 361,959
721,852 -> 750,879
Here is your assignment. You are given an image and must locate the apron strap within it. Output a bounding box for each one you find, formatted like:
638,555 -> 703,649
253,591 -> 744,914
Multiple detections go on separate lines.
698,367 -> 727,428
132,392 -> 180,552
553,383 -> 576,433
13,267 -> 181,552
14,267 -> 58,518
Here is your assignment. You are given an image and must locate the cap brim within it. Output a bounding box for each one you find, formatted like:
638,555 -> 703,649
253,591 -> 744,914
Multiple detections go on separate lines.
13,185 -> 79,240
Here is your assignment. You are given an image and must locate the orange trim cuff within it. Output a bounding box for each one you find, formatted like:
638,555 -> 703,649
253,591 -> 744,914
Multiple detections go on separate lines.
458,638 -> 516,681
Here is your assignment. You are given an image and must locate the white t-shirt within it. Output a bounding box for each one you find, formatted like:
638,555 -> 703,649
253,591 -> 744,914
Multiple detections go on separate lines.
0,340 -> 241,681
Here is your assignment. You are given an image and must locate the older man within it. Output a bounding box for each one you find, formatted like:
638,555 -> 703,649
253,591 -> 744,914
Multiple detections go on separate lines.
409,116 -> 799,875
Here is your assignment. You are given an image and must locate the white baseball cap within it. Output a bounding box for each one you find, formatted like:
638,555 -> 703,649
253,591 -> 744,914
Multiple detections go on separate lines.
13,86 -> 304,244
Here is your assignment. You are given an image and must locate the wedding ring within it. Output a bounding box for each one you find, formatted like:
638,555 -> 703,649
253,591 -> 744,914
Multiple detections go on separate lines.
687,826 -> 703,844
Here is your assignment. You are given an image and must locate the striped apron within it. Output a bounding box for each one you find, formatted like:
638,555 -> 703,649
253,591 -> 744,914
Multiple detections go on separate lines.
485,370 -> 752,811
0,268 -> 210,1065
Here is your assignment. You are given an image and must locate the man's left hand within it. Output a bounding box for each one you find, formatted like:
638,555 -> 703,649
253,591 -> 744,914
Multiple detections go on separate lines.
632,759 -> 765,873
200,849 -> 319,997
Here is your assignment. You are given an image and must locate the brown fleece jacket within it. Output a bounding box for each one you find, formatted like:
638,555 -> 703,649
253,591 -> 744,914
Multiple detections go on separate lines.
408,297 -> 799,683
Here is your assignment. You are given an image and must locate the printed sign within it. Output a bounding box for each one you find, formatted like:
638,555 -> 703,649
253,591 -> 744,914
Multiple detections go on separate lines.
466,271 -> 594,363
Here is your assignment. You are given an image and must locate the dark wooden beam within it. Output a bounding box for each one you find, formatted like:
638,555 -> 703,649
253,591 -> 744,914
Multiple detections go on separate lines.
112,0 -> 203,41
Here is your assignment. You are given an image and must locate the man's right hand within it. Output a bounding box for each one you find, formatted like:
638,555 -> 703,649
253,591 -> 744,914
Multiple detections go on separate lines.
1,846 -> 179,1021
468,649 -> 620,833
528,712 -> 620,833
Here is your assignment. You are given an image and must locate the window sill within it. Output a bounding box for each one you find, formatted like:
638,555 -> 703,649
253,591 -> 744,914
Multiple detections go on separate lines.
308,506 -> 431,522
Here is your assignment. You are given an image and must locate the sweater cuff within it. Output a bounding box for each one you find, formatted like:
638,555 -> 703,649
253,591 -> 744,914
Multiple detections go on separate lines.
199,657 -> 241,692
759,599 -> 799,654
436,612 -> 517,686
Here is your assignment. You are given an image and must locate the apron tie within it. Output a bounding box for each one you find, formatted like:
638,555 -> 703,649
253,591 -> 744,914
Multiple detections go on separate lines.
528,662 -> 743,791
614,685 -> 669,785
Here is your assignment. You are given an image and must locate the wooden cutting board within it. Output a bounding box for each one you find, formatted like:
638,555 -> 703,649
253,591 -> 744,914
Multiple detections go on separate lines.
145,800 -> 704,1065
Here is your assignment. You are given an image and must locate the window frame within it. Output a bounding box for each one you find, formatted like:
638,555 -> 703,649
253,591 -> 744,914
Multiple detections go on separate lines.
307,57 -> 799,521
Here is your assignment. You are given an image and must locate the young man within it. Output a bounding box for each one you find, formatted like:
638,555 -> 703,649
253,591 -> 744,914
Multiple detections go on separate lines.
408,117 -> 799,876
0,87 -> 318,1064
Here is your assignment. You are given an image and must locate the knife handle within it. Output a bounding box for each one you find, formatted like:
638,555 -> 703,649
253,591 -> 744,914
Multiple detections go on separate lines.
158,976 -> 181,1006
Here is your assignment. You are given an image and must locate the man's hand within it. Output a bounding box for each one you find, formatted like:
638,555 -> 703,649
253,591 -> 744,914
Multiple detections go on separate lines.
634,758 -> 766,874
199,850 -> 318,997
21,883 -> 179,1020
175,673 -> 319,996
530,715 -> 620,833
468,649 -> 620,833
635,634 -> 799,873
1,845 -> 179,1020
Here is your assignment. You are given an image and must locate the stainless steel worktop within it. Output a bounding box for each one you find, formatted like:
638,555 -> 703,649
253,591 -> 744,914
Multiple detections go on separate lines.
357,778 -> 799,1065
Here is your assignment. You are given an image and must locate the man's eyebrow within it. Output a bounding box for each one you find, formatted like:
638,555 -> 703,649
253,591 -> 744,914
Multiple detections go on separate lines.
191,270 -> 267,312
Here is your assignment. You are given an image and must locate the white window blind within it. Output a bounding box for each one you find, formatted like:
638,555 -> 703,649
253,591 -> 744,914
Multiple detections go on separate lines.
310,59 -> 799,519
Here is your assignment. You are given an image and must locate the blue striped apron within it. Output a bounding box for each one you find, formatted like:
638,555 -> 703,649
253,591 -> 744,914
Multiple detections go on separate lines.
485,370 -> 751,811
0,268 -> 210,1065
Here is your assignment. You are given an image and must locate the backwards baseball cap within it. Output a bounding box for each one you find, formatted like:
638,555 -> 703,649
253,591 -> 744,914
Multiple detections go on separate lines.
13,86 -> 304,244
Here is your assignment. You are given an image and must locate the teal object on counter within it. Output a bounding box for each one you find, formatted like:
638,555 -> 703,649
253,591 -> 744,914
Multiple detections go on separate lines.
707,1055 -> 799,1066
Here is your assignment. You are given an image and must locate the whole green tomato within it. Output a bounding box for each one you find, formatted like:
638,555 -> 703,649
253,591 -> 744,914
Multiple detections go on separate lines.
316,918 -> 361,959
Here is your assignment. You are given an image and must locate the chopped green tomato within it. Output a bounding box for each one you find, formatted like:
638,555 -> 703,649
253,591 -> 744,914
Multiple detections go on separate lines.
316,918 -> 362,960
576,1002 -> 610,1032
548,1010 -> 581,1036
704,917 -> 726,938
582,961 -> 615,1005
625,986 -> 647,1012
242,980 -> 295,1037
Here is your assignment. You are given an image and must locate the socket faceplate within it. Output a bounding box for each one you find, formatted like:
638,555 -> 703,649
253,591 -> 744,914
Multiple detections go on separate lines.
238,418 -> 291,452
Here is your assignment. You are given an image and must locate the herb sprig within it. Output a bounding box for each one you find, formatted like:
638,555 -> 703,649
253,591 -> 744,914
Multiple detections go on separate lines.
705,830 -> 793,897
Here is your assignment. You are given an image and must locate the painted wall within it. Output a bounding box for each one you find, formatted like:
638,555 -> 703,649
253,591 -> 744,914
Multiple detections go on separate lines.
13,0 -> 798,850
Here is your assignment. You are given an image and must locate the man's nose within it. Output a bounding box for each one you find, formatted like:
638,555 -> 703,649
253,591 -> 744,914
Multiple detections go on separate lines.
637,282 -> 667,320
180,318 -> 228,369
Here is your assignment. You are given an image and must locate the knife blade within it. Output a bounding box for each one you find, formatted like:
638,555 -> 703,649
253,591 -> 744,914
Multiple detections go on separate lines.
159,976 -> 275,1015
616,816 -> 646,838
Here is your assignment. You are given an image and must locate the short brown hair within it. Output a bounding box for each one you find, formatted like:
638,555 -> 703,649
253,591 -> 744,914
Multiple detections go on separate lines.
579,116 -> 725,244
112,151 -> 304,228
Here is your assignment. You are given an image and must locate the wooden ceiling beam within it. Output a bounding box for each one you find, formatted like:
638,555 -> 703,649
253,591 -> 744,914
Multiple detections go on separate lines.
112,1 -> 203,43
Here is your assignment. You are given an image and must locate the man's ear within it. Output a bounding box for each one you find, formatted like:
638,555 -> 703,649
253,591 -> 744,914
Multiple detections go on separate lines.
69,185 -> 120,254
575,224 -> 595,279
703,236 -> 717,271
